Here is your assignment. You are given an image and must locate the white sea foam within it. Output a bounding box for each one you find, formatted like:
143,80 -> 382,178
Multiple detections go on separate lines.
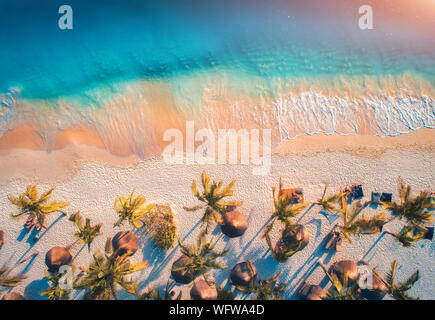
0,76 -> 433,157
270,92 -> 434,141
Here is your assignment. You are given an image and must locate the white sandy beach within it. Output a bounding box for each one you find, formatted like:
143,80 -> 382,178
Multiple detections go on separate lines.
0,143 -> 434,299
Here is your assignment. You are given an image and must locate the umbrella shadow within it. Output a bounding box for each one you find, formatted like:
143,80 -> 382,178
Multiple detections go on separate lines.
285,233 -> 336,298
24,277 -> 50,300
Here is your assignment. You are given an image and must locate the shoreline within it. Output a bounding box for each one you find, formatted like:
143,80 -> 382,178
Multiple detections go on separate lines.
0,126 -> 433,185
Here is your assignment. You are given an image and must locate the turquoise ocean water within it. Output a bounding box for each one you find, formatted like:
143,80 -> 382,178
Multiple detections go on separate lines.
0,0 -> 434,152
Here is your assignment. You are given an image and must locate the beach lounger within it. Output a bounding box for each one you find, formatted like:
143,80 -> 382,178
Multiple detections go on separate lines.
371,192 -> 381,203
380,193 -> 392,202
424,227 -> 434,240
415,226 -> 434,240
344,184 -> 364,201
425,227 -> 434,240
324,230 -> 343,251
353,184 -> 364,199
279,188 -> 304,204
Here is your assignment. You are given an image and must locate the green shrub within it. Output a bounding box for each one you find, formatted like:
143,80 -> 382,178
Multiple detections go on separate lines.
143,204 -> 177,249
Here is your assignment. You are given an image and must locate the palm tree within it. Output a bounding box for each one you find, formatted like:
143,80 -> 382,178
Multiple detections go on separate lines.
216,286 -> 235,300
266,178 -> 309,228
135,280 -> 182,300
45,213 -> 101,273
184,171 -> 243,234
383,226 -> 425,248
40,270 -> 71,300
317,261 -> 359,300
113,191 -> 155,228
314,184 -> 341,213
74,238 -> 148,300
0,252 -> 38,289
235,270 -> 286,300
385,260 -> 420,300
338,200 -> 391,243
382,178 -> 434,228
379,179 -> 434,248
262,179 -> 309,262
325,272 -> 359,300
69,211 -> 102,251
8,184 -> 69,230
171,231 -> 230,284
0,269 -> 26,289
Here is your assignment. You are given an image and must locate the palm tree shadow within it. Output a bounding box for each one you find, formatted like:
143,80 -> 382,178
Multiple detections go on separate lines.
26,228 -> 40,245
233,216 -> 272,263
33,213 -> 66,242
16,227 -> 31,242
18,252 -> 38,275
361,232 -> 386,262
318,209 -> 340,225
0,252 -> 17,270
307,218 -> 323,239
72,244 -> 86,261
16,213 -> 65,244
285,233 -> 335,298
296,204 -> 315,224
15,214 -> 66,264
182,220 -> 202,241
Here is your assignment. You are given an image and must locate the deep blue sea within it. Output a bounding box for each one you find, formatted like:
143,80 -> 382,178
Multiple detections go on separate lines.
1,0 -> 433,99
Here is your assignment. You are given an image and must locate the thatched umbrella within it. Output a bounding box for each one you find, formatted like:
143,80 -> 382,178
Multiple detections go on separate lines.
171,255 -> 195,284
329,260 -> 359,282
220,209 -> 248,238
297,282 -> 326,300
190,279 -> 217,300
45,246 -> 72,272
112,231 -> 138,257
229,261 -> 257,287
2,292 -> 25,300
275,224 -> 309,257
358,264 -> 389,300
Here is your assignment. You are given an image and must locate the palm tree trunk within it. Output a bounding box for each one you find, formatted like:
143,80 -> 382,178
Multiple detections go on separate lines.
58,209 -> 68,216
383,230 -> 397,238
66,238 -> 81,251
317,261 -> 334,283
114,217 -> 124,228
3,252 -> 39,275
